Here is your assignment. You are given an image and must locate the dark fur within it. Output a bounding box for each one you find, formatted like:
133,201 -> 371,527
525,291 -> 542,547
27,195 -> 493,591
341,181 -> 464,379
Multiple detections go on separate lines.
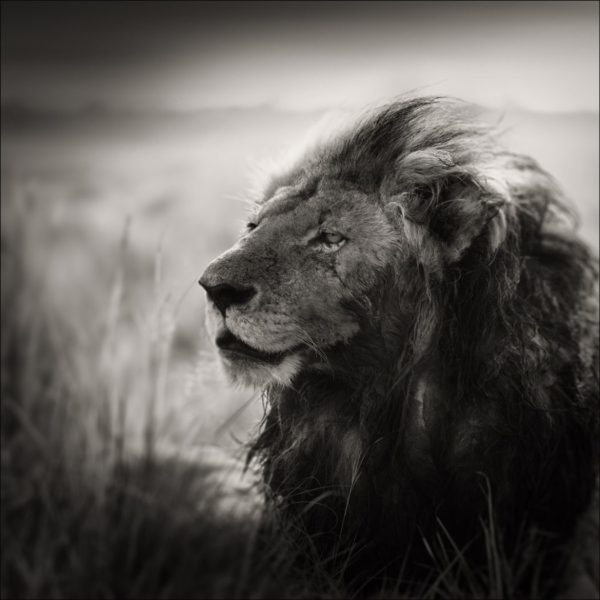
249,98 -> 599,590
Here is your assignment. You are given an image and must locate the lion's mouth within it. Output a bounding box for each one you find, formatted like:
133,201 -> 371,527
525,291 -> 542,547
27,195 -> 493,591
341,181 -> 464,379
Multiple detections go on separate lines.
216,329 -> 297,364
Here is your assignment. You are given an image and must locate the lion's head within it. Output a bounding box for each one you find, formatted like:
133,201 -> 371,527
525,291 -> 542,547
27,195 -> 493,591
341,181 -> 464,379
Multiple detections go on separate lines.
199,180 -> 399,386
200,98 -> 526,388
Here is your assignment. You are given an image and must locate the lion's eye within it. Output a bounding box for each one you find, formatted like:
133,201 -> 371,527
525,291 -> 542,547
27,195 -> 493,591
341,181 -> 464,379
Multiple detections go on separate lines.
246,221 -> 258,232
315,230 -> 346,249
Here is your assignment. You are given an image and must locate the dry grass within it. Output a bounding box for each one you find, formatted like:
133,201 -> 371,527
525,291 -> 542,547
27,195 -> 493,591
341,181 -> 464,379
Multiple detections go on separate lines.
0,188 -> 296,599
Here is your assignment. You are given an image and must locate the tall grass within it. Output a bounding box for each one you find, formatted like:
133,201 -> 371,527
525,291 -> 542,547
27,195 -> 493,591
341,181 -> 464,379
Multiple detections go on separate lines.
0,183 -> 594,599
0,186 -> 298,599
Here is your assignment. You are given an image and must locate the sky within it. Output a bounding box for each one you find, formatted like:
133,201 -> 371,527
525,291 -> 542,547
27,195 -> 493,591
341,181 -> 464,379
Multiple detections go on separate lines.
1,1 -> 598,113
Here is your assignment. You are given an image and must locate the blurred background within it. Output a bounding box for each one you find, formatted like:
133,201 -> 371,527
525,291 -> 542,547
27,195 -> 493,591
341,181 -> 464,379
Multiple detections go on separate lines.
1,0 -> 598,451
1,2 -> 598,597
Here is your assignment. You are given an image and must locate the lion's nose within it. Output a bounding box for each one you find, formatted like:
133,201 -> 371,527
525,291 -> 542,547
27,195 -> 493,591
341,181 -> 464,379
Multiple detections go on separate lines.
199,279 -> 257,317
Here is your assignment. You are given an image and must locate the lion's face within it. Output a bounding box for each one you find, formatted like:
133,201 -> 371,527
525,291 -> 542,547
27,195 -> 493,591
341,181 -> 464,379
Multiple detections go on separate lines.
200,178 -> 400,386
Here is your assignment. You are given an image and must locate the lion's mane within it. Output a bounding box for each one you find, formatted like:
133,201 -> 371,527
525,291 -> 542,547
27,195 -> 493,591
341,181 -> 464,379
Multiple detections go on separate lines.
248,98 -> 599,587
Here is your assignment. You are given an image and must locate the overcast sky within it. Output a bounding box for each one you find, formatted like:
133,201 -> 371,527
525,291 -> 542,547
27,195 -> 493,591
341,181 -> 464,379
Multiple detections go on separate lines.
1,1 -> 598,113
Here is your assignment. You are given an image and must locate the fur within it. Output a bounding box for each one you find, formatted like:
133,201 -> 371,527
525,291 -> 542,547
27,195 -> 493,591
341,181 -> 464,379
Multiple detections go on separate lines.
246,98 -> 599,588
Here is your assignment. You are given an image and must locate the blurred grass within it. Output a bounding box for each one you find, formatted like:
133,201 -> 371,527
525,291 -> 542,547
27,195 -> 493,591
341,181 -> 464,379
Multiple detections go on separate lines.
1,106 -> 598,598
0,186 -> 300,599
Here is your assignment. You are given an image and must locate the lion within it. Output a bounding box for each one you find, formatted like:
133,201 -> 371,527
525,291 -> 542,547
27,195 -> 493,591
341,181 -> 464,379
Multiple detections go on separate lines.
199,97 -> 599,594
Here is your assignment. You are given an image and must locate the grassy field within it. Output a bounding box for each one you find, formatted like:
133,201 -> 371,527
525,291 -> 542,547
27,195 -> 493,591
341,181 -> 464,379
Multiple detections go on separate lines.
1,105 -> 598,598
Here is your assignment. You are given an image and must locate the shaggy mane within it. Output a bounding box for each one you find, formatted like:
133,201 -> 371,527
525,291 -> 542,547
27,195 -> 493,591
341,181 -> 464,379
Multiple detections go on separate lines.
249,98 -> 599,591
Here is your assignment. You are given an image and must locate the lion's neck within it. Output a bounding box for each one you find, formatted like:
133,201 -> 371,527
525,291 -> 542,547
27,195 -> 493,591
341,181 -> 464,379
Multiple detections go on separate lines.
256,331 -> 438,493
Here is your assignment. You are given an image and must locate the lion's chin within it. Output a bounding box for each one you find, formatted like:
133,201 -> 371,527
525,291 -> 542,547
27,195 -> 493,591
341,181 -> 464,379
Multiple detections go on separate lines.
220,351 -> 303,388
212,327 -> 304,387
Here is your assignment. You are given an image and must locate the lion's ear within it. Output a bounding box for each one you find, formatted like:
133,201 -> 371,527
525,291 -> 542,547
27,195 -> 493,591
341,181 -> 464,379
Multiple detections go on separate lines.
385,172 -> 508,264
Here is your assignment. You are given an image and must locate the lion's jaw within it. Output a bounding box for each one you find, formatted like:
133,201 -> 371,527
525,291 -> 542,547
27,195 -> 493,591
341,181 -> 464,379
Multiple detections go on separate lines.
200,181 -> 400,387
